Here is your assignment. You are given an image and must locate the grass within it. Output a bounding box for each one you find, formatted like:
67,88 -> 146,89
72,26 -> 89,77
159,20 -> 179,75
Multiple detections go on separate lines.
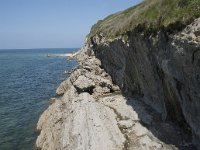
88,0 -> 200,40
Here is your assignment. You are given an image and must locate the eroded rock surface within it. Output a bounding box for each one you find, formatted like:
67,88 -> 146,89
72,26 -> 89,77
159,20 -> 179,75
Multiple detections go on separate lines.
37,44 -> 196,150
86,18 -> 200,149
56,79 -> 72,95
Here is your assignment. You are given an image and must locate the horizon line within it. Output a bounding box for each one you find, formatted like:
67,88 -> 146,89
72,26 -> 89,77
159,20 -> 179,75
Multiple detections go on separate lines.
0,47 -> 81,50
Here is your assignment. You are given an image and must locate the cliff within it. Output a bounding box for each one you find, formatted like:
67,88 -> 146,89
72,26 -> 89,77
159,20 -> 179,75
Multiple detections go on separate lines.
36,0 -> 200,149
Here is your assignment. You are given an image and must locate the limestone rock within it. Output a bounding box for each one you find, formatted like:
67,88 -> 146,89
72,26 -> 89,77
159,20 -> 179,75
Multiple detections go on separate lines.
91,17 -> 200,149
73,75 -> 95,92
62,93 -> 126,150
36,18 -> 200,150
36,99 -> 63,150
56,79 -> 72,95
93,86 -> 110,97
37,91 -> 126,150
118,120 -> 134,129
132,123 -> 148,137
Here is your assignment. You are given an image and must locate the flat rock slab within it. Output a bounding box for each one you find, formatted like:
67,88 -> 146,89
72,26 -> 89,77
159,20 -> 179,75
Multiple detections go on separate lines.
37,52 -> 196,150
36,91 -> 126,150
62,93 -> 126,150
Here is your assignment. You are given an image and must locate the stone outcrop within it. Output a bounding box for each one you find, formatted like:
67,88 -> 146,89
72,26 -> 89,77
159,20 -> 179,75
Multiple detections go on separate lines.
36,26 -> 198,149
56,79 -> 72,95
83,18 -> 200,149
33,0 -> 200,146
36,57 -> 127,150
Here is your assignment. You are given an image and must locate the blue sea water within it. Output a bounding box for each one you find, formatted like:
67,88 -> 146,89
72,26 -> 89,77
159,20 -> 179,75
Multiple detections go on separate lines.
0,48 -> 78,150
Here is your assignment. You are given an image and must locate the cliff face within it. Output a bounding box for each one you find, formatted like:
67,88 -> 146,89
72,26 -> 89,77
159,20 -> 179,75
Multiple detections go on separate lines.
85,18 -> 200,148
37,56 -> 176,150
36,1 -> 200,149
36,18 -> 200,150
36,52 -> 196,150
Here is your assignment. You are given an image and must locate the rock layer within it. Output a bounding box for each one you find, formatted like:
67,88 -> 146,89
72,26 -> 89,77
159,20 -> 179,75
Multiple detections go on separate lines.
84,18 -> 200,149
36,36 -> 197,150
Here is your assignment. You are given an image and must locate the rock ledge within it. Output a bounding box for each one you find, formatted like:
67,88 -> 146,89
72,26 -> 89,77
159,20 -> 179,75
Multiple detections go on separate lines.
36,49 -> 195,149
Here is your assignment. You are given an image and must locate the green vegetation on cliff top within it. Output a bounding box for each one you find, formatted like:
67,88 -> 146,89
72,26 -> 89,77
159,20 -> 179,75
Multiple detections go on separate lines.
88,0 -> 200,39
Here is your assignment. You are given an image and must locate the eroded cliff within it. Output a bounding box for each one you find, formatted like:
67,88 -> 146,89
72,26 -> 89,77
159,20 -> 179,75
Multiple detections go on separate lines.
36,54 -> 195,150
36,0 -> 200,149
83,18 -> 200,149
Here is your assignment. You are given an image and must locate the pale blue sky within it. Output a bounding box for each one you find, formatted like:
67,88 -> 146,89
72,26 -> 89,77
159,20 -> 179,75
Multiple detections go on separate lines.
0,0 -> 143,49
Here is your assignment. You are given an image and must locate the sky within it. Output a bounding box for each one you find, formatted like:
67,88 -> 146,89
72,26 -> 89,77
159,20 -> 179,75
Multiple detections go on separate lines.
0,0 -> 143,49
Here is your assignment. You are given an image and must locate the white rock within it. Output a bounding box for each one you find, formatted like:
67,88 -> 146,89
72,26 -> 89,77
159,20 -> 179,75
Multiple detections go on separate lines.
132,123 -> 148,137
56,79 -> 72,95
118,119 -> 134,129
73,75 -> 95,91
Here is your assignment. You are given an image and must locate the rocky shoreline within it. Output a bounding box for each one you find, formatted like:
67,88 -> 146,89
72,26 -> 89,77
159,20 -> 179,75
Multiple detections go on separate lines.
36,40 -> 197,150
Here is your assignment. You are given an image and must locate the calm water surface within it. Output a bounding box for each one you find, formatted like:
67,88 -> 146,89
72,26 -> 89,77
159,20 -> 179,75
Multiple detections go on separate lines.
0,48 -> 78,150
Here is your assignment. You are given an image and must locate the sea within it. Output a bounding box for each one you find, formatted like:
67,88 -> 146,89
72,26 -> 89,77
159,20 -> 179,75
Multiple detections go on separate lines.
0,48 -> 79,150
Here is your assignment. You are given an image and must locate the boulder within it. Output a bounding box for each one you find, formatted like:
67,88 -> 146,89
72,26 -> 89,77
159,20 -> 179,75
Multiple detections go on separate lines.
73,75 -> 95,93
56,79 -> 72,95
